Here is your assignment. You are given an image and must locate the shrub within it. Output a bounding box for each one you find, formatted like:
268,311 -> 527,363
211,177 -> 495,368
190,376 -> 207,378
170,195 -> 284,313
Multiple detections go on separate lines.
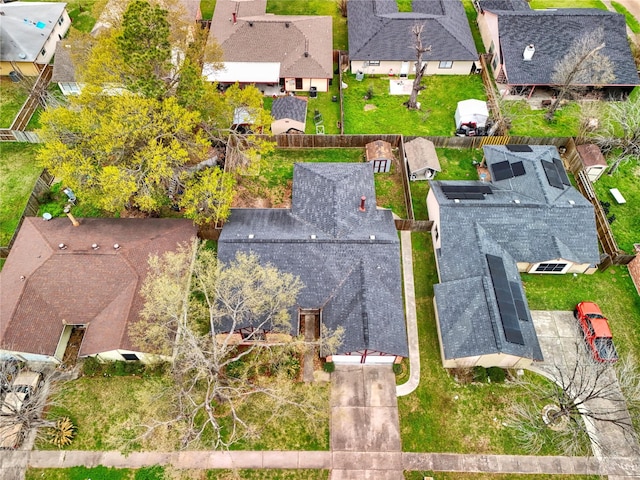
47,417 -> 75,448
82,357 -> 101,377
487,366 -> 506,383
472,366 -> 488,383
135,466 -> 165,480
323,361 -> 335,373
392,363 -> 403,375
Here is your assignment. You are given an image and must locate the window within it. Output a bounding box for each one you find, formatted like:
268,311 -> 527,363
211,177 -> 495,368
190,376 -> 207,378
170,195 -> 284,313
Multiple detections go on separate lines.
366,60 -> 380,66
489,41 -> 495,54
41,48 -> 46,56
121,353 -> 139,361
58,17 -> 64,26
295,78 -> 303,89
439,61 -> 453,69
434,225 -> 439,242
533,262 -> 568,273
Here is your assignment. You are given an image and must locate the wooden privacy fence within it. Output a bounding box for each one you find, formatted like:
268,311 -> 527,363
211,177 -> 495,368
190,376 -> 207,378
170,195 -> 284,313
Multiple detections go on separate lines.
0,170 -> 54,258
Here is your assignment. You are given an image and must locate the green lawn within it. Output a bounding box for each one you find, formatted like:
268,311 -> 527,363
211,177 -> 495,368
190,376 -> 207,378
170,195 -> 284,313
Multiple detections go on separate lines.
523,266 -> 640,360
267,0 -> 348,51
236,148 -> 408,218
66,0 -> 101,33
26,467 -> 328,480
504,100 -> 581,137
612,1 -> 640,33
200,0 -> 216,20
593,160 -> 640,254
529,0 -> 607,8
0,78 -> 29,128
462,0 -> 485,54
0,143 -> 42,245
343,75 -> 486,135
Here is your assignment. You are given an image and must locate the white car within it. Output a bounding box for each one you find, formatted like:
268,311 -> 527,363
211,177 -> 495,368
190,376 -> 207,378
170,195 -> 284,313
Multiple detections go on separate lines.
0,371 -> 43,415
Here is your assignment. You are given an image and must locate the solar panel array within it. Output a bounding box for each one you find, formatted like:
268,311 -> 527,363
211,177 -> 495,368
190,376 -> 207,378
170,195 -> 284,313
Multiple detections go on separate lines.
441,185 -> 493,200
490,159 -> 527,181
553,157 -> 571,186
542,160 -> 564,189
486,254 -> 525,345
506,145 -> 533,152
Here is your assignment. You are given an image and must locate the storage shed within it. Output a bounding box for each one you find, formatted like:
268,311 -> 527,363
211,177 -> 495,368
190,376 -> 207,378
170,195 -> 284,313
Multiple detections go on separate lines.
271,96 -> 308,135
404,138 -> 441,180
365,140 -> 394,173
576,144 -> 607,182
454,99 -> 489,129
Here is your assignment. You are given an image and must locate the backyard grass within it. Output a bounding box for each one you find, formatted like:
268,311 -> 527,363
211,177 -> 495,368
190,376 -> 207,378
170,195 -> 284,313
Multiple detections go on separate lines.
235,148 -> 408,218
0,143 -> 42,245
504,100 -> 581,137
343,74 -> 486,135
305,74 -> 341,135
267,0 -> 348,51
529,0 -> 607,8
27,468 -> 329,480
593,159 -> 640,254
462,0 -> 485,54
200,0 -> 216,20
67,0 -> 101,33
612,1 -> 640,33
0,78 -> 29,128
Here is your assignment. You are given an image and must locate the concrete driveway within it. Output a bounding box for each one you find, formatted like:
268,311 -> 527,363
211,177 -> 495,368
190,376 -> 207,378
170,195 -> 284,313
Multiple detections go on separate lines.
330,365 -> 403,480
530,311 -> 639,458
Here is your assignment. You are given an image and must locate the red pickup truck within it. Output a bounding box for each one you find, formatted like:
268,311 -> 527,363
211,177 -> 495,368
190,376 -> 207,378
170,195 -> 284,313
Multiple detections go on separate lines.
574,302 -> 618,363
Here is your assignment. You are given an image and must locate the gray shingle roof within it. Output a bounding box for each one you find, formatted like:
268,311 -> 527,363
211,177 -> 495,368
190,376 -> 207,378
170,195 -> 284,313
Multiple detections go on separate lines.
493,9 -> 640,86
271,96 -> 308,123
0,2 -> 67,62
218,163 -> 408,357
347,0 -> 478,62
477,0 -> 530,12
430,145 -> 600,361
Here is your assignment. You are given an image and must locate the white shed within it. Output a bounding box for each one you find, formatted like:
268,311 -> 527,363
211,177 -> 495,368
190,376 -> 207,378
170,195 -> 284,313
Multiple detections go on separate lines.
454,99 -> 489,129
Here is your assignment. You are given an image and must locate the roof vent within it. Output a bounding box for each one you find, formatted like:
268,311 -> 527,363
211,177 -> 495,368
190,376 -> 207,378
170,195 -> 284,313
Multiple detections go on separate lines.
359,196 -> 366,212
523,44 -> 535,61
310,234 -> 317,240
454,199 -> 460,203
568,200 -> 575,205
248,234 -> 254,239
369,235 -> 376,240
113,243 -> 121,250
91,243 -> 99,250
285,22 -> 290,28
248,21 -> 253,27
58,243 -> 67,250
18,53 -> 27,59
514,199 -> 521,204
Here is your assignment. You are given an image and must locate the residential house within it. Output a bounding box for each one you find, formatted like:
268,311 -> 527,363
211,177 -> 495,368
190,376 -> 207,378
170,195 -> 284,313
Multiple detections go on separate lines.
0,218 -> 197,364
271,96 -> 308,135
218,163 -> 409,364
204,0 -> 333,94
0,1 -> 71,77
365,140 -> 394,173
404,137 -> 440,180
476,1 -> 640,95
427,145 -> 599,368
347,0 -> 479,76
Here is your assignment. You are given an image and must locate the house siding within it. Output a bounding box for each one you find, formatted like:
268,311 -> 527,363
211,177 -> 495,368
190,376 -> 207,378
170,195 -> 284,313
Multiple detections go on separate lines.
351,60 -> 475,76
283,77 -> 329,93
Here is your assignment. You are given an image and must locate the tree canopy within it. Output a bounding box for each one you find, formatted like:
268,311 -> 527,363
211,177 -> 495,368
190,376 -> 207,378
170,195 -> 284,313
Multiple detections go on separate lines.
129,241 -> 342,449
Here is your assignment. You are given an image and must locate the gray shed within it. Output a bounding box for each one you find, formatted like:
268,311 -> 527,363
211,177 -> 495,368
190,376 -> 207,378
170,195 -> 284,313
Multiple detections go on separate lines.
404,138 -> 441,180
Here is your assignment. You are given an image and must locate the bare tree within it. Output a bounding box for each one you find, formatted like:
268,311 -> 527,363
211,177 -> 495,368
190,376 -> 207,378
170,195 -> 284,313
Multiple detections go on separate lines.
405,24 -> 431,110
129,241 -> 343,449
507,344 -> 640,457
546,27 -> 615,121
591,94 -> 640,174
0,361 -> 71,447
338,0 -> 348,18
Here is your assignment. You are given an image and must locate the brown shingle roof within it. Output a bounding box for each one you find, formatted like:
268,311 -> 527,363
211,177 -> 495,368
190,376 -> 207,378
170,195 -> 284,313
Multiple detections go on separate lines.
209,0 -> 332,79
365,140 -> 393,162
576,144 -> 607,168
0,218 -> 196,358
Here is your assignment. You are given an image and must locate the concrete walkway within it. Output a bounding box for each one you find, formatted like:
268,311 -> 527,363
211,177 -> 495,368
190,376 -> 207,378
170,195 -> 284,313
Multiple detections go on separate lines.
396,230 -> 420,396
4,450 -> 640,477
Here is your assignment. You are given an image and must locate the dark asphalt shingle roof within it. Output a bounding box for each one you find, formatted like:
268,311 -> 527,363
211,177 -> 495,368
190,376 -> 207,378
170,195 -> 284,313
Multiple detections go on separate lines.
218,163 -> 408,357
430,145 -> 600,362
477,0 -> 530,12
347,0 -> 478,62
271,96 -> 308,123
493,9 -> 640,86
